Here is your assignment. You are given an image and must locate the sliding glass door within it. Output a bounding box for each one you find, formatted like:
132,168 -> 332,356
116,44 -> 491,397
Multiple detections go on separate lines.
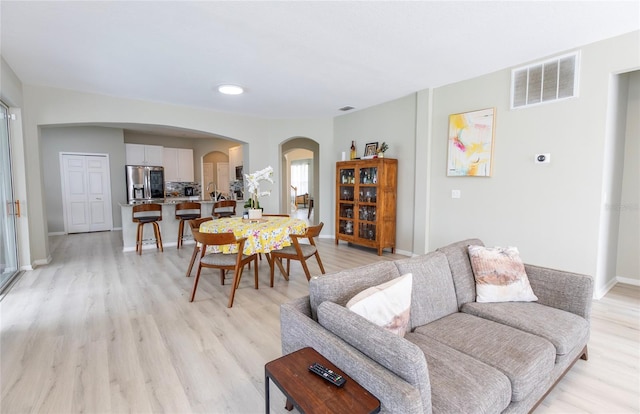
0,102 -> 19,292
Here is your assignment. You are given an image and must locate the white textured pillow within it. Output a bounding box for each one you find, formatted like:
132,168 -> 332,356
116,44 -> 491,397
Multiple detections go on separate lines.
468,245 -> 538,303
346,273 -> 412,336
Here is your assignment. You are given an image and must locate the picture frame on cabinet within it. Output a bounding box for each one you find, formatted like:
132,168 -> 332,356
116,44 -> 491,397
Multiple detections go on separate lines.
363,142 -> 378,159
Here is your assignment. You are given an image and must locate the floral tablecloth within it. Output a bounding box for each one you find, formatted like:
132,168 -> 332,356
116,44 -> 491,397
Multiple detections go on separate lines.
199,217 -> 307,255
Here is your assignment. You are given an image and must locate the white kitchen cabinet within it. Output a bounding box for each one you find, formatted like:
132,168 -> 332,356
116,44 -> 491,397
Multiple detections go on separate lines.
228,145 -> 243,179
163,147 -> 194,182
125,144 -> 164,166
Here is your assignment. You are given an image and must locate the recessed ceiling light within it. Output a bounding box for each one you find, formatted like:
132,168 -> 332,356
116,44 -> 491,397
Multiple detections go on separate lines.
218,84 -> 244,95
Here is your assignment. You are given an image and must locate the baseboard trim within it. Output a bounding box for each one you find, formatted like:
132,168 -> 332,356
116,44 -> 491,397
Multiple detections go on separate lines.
594,275 -> 639,299
32,255 -> 52,269
616,276 -> 640,286
48,231 -> 66,236
122,240 -> 187,253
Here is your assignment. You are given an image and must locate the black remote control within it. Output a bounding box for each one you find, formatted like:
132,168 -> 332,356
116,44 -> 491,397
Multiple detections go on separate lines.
308,362 -> 347,387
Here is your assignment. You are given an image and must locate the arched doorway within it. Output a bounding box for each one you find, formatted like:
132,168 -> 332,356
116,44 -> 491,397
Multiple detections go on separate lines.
280,137 -> 320,223
201,150 -> 229,200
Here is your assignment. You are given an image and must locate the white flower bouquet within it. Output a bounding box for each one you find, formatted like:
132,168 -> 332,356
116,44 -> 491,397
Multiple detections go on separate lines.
244,166 -> 273,209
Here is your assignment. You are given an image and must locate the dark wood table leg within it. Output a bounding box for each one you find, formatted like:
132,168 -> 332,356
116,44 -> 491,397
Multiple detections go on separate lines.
285,399 -> 293,411
265,369 -> 270,414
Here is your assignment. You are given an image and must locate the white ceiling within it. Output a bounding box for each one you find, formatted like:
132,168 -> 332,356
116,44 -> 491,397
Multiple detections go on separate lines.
2,1 -> 639,119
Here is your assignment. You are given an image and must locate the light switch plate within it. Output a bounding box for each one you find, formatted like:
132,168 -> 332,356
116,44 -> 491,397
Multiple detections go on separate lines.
452,190 -> 461,199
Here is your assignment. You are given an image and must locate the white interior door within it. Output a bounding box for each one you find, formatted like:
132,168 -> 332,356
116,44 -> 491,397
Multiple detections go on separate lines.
217,162 -> 229,195
61,153 -> 113,233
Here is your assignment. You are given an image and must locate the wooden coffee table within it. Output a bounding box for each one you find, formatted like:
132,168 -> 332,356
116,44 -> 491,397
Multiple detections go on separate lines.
265,347 -> 380,414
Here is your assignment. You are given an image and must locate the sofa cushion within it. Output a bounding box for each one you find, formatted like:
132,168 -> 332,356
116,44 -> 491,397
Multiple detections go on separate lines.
468,245 -> 538,303
394,252 -> 459,329
405,333 -> 512,414
309,261 -> 400,320
413,312 -> 555,402
346,273 -> 413,336
461,301 -> 590,357
436,238 -> 484,308
317,301 -> 432,412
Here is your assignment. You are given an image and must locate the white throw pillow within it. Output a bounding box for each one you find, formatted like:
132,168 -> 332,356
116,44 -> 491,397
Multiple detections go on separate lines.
468,245 -> 538,303
346,273 -> 412,336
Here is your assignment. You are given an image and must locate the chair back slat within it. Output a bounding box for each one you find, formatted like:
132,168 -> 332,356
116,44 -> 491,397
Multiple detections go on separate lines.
132,203 -> 162,220
193,230 -> 241,247
304,222 -> 324,238
189,217 -> 213,232
175,202 -> 201,215
213,200 -> 237,217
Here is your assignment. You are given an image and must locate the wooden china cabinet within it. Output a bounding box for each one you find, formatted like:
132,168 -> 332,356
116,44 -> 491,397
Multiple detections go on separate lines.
335,158 -> 397,255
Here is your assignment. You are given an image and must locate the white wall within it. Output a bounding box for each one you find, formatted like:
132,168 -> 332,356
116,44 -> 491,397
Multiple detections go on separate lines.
20,86 -> 333,263
428,31 -> 639,293
8,31 -> 640,275
40,126 -> 126,233
266,118 -> 333,224
333,94 -> 417,255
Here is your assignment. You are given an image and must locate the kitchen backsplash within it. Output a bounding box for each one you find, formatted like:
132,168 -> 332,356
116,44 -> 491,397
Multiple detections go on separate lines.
165,182 -> 201,198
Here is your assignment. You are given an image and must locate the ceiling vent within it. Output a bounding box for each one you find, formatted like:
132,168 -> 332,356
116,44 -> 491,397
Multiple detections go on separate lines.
339,106 -> 355,111
511,51 -> 580,109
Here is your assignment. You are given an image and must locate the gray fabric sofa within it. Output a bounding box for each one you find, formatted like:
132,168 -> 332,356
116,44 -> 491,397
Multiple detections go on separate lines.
280,239 -> 593,413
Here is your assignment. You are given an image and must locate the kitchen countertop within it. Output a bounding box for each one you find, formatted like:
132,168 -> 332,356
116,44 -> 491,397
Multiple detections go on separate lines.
119,199 -> 243,207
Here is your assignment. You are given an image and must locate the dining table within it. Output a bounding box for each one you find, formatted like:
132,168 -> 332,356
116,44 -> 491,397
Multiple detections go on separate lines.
199,216 -> 308,256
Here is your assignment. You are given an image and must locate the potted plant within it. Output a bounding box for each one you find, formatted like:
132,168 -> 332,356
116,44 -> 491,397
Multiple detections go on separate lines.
244,166 -> 273,219
377,142 -> 389,158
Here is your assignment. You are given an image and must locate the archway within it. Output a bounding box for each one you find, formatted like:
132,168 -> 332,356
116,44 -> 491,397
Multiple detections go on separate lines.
201,150 -> 229,200
280,137 -> 320,224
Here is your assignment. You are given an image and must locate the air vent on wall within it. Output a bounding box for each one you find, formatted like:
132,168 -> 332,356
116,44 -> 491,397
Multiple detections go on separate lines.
511,51 -> 580,109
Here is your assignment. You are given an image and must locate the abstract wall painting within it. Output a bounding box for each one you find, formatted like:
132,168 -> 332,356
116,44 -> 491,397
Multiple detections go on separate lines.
447,108 -> 496,177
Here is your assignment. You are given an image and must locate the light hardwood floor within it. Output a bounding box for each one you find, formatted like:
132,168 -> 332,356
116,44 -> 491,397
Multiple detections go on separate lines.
1,231 -> 638,413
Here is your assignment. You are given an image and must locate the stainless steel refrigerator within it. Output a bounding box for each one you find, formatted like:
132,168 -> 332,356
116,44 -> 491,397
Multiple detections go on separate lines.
126,165 -> 165,203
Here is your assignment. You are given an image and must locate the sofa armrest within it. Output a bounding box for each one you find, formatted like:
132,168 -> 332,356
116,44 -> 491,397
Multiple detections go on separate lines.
280,297 -> 427,414
525,264 -> 594,320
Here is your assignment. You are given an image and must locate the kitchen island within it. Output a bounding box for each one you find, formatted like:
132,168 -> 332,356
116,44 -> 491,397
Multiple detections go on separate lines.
120,200 -> 225,252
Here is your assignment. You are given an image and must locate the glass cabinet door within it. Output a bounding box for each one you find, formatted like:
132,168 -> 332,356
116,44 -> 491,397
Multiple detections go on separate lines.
357,166 -> 378,241
337,167 -> 355,236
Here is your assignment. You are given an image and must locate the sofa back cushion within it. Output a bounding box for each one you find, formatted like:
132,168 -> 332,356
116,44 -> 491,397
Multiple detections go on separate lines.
317,301 -> 432,413
436,238 -> 484,308
394,252 -> 459,329
309,261 -> 400,320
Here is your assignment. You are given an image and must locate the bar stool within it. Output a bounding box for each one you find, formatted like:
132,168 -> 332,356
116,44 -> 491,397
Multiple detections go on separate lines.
175,202 -> 202,249
212,200 -> 236,218
132,204 -> 163,255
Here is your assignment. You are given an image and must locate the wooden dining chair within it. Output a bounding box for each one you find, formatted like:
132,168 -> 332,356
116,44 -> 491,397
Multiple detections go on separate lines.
269,222 -> 326,286
175,202 -> 201,249
132,203 -> 163,255
190,229 -> 258,308
185,217 -> 213,277
212,200 -> 237,218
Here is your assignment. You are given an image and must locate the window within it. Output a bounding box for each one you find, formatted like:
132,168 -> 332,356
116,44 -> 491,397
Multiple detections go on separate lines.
291,160 -> 310,195
511,52 -> 580,109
